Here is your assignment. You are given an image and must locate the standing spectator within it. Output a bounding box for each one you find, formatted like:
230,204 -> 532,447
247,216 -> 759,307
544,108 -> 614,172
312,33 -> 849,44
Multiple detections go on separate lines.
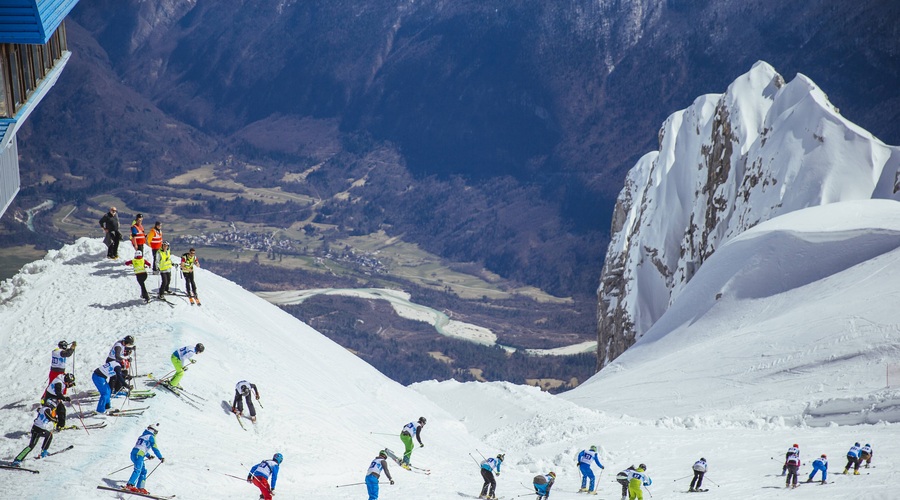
689,458 -> 707,492
180,247 -> 200,304
157,241 -> 174,298
366,450 -> 394,500
48,340 -> 76,386
125,251 -> 150,303
785,449 -> 801,488
859,443 -> 873,468
99,206 -> 121,259
146,221 -> 164,271
806,454 -> 828,484
232,380 -> 261,422
130,213 -> 146,253
844,442 -> 862,475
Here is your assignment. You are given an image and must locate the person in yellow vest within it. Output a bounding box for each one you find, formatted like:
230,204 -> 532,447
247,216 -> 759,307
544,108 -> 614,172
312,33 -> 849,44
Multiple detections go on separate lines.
180,248 -> 200,304
125,250 -> 150,303
156,242 -> 173,299
146,221 -> 164,271
130,214 -> 146,254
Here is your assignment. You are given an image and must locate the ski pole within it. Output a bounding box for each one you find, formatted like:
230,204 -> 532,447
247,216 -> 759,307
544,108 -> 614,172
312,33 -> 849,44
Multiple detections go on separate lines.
704,475 -> 720,487
468,453 -> 481,466
109,463 -> 135,475
145,460 -> 163,480
336,481 -> 371,488
672,474 -> 693,481
476,449 -> 487,460
218,472 -> 248,481
256,399 -> 264,409
644,485 -> 653,498
70,351 -> 90,435
369,432 -> 396,436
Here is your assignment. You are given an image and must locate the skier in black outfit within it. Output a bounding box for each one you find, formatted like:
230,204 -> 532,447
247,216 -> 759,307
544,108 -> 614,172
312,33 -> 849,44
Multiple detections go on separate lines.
11,402 -> 57,466
41,372 -> 75,430
232,380 -> 261,422
99,206 -> 122,259
616,465 -> 635,500
689,458 -> 707,492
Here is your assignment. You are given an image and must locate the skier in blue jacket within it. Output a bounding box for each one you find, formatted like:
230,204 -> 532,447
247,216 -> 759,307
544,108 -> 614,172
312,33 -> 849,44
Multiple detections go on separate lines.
806,454 -> 827,484
844,443 -> 862,475
479,453 -> 504,499
248,453 -> 282,500
92,360 -> 130,414
125,424 -> 164,495
577,445 -> 604,494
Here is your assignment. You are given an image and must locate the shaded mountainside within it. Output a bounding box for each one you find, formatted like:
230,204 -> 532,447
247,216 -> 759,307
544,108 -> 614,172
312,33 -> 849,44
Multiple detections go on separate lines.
5,0 -> 899,302
597,62 -> 900,367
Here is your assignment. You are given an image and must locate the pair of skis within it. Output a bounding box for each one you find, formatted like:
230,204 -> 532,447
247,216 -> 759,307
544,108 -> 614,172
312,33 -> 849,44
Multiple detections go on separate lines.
383,448 -> 430,474
96,485 -> 175,499
55,422 -> 107,432
0,445 -> 76,473
149,374 -> 205,409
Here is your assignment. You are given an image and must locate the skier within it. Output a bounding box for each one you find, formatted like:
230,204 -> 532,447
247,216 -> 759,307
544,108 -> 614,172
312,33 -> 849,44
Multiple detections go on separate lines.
399,416 -> 426,469
157,241 -> 173,298
180,247 -> 200,304
106,336 -> 135,394
843,442 -> 862,475
479,453 -> 503,499
125,251 -> 150,303
615,466 -> 635,500
781,443 -> 799,475
860,443 -> 873,468
626,464 -> 651,500
92,360 -> 130,414
689,457 -> 707,492
48,340 -> 77,385
785,448 -> 801,488
125,424 -> 165,494
41,372 -> 75,430
806,454 -> 827,484
146,221 -> 163,271
11,402 -> 57,466
247,453 -> 282,500
576,445 -> 604,494
130,213 -> 146,253
168,343 -> 204,388
99,206 -> 121,259
366,450 -> 394,500
232,380 -> 261,422
532,471 -> 555,500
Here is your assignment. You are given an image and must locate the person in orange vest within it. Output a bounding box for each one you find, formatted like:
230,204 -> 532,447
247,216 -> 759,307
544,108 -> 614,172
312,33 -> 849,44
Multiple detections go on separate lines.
146,221 -> 164,271
125,250 -> 150,303
130,214 -> 146,254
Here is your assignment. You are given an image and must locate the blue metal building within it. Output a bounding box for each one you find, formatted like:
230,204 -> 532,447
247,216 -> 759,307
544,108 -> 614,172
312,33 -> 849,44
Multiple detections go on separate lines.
0,0 -> 80,218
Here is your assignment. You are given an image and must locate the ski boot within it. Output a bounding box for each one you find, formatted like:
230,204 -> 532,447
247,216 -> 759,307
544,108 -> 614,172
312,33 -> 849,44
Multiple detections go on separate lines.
853,470 -> 860,475
579,488 -> 589,493
251,415 -> 257,423
39,450 -> 49,458
588,491 -> 598,496
138,488 -> 150,494
843,468 -> 849,474
124,484 -> 140,493
400,461 -> 411,471
10,460 -> 21,467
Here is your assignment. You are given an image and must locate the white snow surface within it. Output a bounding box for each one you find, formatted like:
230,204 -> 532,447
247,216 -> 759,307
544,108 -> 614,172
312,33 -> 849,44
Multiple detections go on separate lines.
2,230 -> 899,499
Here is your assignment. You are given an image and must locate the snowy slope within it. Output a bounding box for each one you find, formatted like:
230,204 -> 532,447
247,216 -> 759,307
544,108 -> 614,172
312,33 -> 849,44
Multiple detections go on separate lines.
2,233 -> 899,500
597,61 -> 900,366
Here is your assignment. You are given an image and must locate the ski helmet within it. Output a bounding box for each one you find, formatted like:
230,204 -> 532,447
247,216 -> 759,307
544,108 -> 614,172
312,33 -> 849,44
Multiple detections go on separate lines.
548,472 -> 556,479
162,240 -> 169,247
63,373 -> 76,385
590,445 -> 597,452
497,454 -> 505,461
855,442 -> 860,447
195,343 -> 205,353
418,416 -> 426,424
378,450 -> 387,458
821,454 -> 827,458
865,444 -> 870,447
273,453 -> 283,464
639,464 -> 647,470
700,458 -> 706,462
134,250 -> 143,258
147,423 -> 159,435
793,444 -> 799,448
124,335 -> 135,346
58,340 -> 68,349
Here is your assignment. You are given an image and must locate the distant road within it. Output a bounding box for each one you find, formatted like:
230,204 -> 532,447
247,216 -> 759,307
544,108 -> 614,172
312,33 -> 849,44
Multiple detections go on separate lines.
256,288 -> 596,356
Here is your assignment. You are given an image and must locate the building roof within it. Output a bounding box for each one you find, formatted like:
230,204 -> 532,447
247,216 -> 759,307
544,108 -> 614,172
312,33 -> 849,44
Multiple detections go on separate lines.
0,0 -> 79,44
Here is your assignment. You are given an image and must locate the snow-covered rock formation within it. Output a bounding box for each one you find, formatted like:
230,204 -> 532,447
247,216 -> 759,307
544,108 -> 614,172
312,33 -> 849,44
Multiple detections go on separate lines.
597,61 -> 900,367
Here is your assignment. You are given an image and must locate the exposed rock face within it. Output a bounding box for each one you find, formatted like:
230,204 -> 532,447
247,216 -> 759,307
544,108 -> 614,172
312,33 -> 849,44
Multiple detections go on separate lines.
597,61 -> 900,368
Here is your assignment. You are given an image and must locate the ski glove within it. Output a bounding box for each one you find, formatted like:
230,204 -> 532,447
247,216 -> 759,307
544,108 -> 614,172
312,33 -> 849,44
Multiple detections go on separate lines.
63,396 -> 71,402
247,476 -> 252,482
390,480 -> 395,485
190,359 -> 196,364
420,444 -> 424,448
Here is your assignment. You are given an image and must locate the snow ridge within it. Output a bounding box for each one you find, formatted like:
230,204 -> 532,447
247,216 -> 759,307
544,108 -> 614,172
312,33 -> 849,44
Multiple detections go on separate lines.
597,61 -> 900,366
